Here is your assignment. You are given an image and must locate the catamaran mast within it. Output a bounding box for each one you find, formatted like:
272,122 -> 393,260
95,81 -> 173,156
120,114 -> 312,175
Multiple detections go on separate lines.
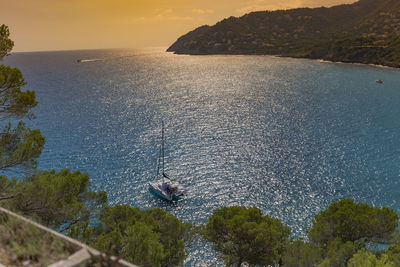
162,121 -> 165,182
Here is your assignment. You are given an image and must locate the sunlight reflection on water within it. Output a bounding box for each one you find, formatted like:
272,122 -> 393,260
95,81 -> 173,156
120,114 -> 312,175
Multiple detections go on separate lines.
4,48 -> 400,265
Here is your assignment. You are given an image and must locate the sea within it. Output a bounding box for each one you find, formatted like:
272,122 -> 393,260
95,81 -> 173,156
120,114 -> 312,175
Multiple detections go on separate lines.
3,48 -> 400,265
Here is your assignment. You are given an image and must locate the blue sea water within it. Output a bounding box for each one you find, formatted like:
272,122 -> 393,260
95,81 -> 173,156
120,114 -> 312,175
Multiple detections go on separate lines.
3,48 -> 400,265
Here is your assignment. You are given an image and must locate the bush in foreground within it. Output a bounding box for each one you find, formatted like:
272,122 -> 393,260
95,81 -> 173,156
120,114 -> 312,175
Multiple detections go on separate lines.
308,199 -> 399,246
203,206 -> 291,266
70,205 -> 193,267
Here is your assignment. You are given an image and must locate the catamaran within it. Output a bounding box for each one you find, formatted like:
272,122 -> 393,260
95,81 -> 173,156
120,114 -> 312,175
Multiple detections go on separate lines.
148,122 -> 185,201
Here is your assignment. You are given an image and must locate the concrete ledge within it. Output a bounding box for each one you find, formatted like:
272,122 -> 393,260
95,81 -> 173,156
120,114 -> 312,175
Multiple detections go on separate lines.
0,207 -> 138,267
48,248 -> 89,267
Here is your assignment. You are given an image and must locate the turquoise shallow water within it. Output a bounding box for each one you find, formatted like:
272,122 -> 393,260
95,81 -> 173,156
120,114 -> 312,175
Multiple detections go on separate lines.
3,48 -> 400,265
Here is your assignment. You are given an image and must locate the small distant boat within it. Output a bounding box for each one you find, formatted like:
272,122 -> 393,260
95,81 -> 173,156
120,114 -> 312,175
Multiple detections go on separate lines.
149,122 -> 185,201
376,79 -> 383,83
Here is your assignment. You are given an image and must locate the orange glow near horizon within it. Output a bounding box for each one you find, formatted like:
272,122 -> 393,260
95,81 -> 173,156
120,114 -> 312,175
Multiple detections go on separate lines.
1,0 -> 356,52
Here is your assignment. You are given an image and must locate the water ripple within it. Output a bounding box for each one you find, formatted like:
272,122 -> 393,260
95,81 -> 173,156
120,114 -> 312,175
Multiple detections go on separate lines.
4,48 -> 400,265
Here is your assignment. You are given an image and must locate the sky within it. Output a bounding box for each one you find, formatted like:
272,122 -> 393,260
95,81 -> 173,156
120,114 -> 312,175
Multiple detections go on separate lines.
1,0 -> 356,52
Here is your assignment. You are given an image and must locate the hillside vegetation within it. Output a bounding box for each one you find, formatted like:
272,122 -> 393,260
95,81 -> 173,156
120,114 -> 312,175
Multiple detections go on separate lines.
167,0 -> 400,67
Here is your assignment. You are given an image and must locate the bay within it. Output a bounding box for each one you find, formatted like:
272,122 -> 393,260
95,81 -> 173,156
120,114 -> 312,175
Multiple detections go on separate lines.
3,48 -> 400,265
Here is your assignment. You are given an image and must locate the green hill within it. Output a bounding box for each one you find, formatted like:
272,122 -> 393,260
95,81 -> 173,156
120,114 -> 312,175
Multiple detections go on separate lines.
167,0 -> 400,67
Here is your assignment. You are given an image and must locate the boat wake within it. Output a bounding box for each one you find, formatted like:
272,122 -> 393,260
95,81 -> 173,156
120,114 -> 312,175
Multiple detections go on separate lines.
77,58 -> 102,63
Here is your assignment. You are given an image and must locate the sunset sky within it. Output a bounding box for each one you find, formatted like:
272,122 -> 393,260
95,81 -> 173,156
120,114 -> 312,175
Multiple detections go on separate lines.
1,0 -> 356,52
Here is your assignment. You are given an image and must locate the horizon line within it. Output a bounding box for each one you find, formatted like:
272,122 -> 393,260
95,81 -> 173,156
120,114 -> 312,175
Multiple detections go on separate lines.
8,46 -> 170,54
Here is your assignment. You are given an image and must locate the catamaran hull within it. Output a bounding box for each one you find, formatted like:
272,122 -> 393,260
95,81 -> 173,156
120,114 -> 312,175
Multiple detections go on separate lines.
148,182 -> 183,201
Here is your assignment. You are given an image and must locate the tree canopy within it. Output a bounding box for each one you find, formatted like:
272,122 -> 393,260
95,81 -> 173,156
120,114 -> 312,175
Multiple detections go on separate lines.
318,238 -> 361,267
203,206 -> 291,266
0,122 -> 44,172
0,24 -> 44,174
281,239 -> 322,267
0,64 -> 37,120
70,204 -> 193,267
381,243 -> 400,266
347,249 -> 395,267
0,169 -> 107,229
0,25 -> 14,59
308,199 -> 399,246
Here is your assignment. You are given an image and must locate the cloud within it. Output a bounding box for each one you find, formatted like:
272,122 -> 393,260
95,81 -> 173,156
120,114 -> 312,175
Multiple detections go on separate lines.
108,7 -> 194,25
192,9 -> 214,14
154,9 -> 192,21
154,14 -> 193,21
237,0 -> 304,14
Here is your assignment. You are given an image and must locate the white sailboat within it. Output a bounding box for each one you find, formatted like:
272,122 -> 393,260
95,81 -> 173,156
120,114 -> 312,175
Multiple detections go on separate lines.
148,122 -> 185,201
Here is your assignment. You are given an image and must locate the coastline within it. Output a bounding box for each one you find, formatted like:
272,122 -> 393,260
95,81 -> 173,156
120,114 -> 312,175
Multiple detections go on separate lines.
280,55 -> 400,70
314,58 -> 400,70
169,51 -> 400,70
